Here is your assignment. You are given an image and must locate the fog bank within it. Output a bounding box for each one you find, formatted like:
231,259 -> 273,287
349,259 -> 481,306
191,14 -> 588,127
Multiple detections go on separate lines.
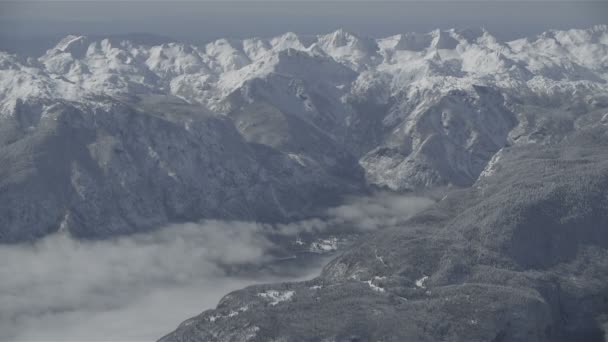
0,193 -> 433,341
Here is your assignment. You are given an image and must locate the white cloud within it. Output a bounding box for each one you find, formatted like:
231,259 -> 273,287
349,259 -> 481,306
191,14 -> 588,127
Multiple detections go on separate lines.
0,222 -> 316,341
276,192 -> 434,235
0,193 -> 433,341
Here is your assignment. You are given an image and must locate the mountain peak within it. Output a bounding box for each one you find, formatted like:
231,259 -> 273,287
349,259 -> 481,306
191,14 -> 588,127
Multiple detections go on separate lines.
453,27 -> 492,42
317,28 -> 378,57
270,32 -> 307,51
320,28 -> 362,48
51,35 -> 89,58
429,29 -> 459,49
391,32 -> 434,51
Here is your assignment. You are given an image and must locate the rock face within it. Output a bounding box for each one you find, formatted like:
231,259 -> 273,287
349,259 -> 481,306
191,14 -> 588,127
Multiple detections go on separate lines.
0,97 -> 365,242
158,125 -> 608,342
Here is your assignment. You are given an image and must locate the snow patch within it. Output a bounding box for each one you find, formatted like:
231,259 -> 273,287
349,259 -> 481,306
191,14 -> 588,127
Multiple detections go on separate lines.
288,153 -> 307,167
309,238 -> 338,253
257,290 -> 295,306
364,276 -> 387,293
207,306 -> 248,322
415,275 -> 429,288
479,150 -> 503,179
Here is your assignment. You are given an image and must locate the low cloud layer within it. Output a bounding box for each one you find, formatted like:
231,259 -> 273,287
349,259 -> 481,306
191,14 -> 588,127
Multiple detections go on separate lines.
0,193 -> 433,341
276,192 -> 435,235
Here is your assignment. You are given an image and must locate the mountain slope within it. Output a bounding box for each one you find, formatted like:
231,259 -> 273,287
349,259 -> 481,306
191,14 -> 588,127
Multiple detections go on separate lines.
0,26 -> 607,242
5,26 -> 606,189
0,95 -> 364,242
159,125 -> 608,342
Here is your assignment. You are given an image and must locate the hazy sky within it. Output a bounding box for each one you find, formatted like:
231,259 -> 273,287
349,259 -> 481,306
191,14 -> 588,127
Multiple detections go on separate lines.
0,1 -> 607,55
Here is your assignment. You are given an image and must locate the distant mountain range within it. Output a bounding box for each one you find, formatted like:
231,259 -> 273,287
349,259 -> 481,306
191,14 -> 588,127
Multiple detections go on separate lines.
1,26 -> 608,341
1,26 -> 606,242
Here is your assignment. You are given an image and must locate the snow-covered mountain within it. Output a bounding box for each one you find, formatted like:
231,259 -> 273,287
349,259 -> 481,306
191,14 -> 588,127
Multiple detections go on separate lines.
1,26 -> 607,241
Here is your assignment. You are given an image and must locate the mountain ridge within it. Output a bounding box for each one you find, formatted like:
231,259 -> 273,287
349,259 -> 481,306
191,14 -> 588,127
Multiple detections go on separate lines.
0,26 -> 606,241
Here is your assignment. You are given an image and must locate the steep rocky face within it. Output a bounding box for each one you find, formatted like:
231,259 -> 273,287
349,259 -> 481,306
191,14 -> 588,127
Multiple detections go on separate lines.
359,85 -> 518,189
159,125 -> 608,342
0,97 -> 365,242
